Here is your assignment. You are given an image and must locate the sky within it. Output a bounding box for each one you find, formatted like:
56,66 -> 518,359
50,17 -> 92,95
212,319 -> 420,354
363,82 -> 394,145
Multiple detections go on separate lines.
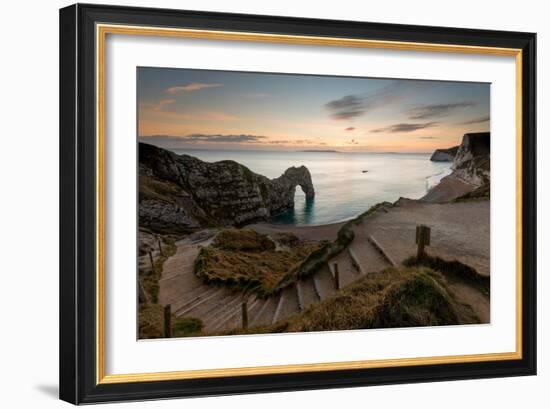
137,67 -> 490,153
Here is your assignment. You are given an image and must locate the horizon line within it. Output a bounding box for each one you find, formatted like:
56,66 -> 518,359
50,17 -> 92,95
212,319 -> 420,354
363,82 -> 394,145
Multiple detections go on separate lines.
140,143 -> 435,155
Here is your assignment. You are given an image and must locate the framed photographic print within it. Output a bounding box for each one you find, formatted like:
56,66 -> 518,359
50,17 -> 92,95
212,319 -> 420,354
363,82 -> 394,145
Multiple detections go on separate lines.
59,3 -> 536,404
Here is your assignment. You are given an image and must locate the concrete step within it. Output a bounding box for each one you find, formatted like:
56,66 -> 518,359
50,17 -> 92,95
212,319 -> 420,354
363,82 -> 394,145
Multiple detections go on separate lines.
175,289 -> 236,318
172,286 -> 224,316
206,295 -> 258,332
297,277 -> 320,310
191,291 -> 243,322
250,297 -> 279,327
272,285 -> 300,324
349,238 -> 392,273
348,247 -> 364,274
368,235 -> 398,267
313,265 -> 336,300
210,297 -> 262,333
329,251 -> 359,288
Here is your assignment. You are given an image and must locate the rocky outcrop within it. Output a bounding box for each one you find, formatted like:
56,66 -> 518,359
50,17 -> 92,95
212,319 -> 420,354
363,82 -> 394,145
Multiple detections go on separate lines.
430,146 -> 458,162
423,132 -> 490,202
139,143 -> 315,232
451,132 -> 490,187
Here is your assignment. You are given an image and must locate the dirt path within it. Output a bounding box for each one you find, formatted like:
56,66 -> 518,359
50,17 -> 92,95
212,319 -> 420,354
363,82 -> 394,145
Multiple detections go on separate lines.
357,198 -> 490,276
353,198 -> 490,322
158,236 -> 244,332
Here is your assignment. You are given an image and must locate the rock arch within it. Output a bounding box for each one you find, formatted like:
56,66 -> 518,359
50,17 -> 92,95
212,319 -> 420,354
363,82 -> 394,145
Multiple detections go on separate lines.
269,166 -> 315,214
280,166 -> 315,199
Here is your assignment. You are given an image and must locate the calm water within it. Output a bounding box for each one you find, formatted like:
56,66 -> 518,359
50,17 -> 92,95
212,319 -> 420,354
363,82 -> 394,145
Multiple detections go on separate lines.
172,149 -> 451,226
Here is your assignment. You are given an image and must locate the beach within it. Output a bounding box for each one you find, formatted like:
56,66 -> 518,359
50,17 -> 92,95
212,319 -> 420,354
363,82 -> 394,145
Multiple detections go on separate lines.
247,220 -> 345,241
421,175 -> 477,203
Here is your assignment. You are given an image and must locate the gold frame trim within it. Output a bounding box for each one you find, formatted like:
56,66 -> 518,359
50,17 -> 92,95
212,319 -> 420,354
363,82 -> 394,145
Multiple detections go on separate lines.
96,23 -> 523,385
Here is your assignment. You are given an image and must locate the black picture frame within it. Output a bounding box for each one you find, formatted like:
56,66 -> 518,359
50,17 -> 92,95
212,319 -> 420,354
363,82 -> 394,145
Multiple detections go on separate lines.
59,3 -> 536,404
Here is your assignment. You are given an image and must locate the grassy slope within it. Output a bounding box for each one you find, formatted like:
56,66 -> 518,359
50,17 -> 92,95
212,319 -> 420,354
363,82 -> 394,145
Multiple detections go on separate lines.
218,266 -> 479,336
403,254 -> 490,296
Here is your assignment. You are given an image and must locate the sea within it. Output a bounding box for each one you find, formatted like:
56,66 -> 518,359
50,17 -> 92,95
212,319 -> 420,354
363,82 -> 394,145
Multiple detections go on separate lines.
172,149 -> 452,226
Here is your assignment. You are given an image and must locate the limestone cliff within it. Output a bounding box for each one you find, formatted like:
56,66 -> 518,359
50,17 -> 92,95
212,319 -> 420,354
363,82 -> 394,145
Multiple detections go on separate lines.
430,146 -> 458,162
139,143 -> 315,232
423,132 -> 490,202
451,132 -> 490,187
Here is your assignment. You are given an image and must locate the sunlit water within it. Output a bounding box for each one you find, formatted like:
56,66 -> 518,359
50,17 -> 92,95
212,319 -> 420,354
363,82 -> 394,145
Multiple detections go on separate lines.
172,149 -> 452,226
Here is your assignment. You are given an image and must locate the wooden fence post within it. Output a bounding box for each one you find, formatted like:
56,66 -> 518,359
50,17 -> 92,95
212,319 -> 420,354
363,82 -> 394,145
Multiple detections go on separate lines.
149,251 -> 154,270
415,225 -> 431,259
164,304 -> 172,338
241,301 -> 248,330
334,262 -> 340,290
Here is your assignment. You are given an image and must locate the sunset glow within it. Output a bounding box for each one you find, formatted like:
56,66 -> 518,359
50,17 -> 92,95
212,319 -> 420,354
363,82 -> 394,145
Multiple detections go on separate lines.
138,67 -> 490,153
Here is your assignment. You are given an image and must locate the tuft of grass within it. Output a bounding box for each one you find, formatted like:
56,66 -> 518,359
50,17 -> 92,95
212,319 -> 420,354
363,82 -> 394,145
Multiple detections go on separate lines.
172,317 -> 203,338
403,254 -> 490,296
194,229 -> 322,296
271,232 -> 300,247
369,272 -> 461,328
212,229 -> 275,252
139,304 -> 165,339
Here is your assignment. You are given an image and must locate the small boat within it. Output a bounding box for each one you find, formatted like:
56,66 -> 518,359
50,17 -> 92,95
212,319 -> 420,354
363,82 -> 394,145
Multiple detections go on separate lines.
362,170 -> 369,173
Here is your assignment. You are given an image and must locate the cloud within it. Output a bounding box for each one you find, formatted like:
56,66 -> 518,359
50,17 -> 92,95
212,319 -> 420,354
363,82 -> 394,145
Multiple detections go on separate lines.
457,115 -> 490,125
140,105 -> 239,121
370,122 -> 439,133
166,83 -> 223,94
184,134 -> 267,143
152,99 -> 175,111
268,139 -> 325,145
345,127 -> 355,131
326,95 -> 364,120
407,102 -> 475,120
140,135 -> 327,148
325,81 -> 409,121
141,134 -> 267,145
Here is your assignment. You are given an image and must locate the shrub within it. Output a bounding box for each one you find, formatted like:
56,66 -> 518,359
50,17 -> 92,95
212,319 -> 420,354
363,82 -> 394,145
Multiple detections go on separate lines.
403,254 -> 490,295
172,317 -> 203,338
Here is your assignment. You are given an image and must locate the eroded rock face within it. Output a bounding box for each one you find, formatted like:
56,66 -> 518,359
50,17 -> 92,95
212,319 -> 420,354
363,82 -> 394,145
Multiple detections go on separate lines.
423,132 -> 490,202
430,146 -> 458,162
139,143 -> 315,231
452,132 -> 490,187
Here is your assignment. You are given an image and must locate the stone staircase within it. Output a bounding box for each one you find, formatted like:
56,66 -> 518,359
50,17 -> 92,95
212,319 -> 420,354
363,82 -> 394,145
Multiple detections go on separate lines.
157,221 -> 395,334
